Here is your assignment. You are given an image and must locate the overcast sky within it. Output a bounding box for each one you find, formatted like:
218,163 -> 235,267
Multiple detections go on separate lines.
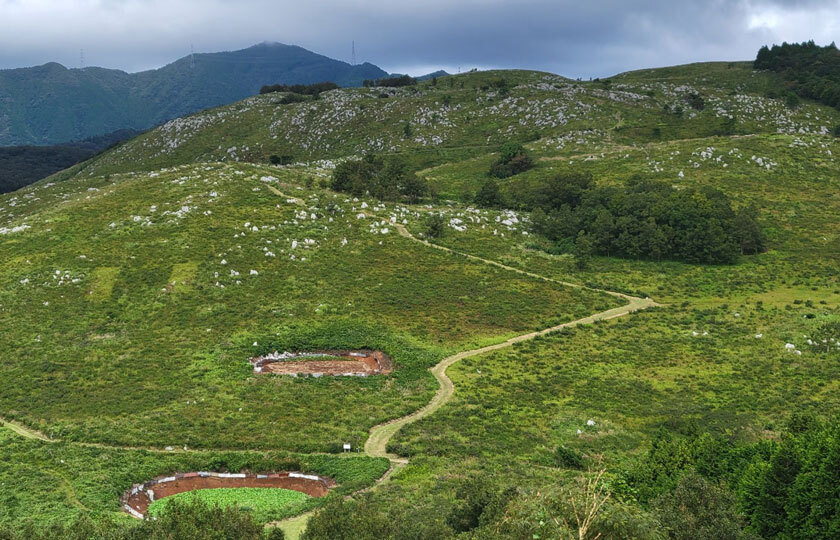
0,0 -> 838,78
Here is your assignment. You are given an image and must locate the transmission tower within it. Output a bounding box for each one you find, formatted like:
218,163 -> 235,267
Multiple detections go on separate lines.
190,44 -> 195,69
351,41 -> 356,66
80,49 -> 85,68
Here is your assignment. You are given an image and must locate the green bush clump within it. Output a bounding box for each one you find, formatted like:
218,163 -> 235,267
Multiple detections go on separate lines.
554,444 -> 585,469
260,82 -> 338,95
524,175 -> 763,264
331,154 -> 427,202
488,143 -> 533,178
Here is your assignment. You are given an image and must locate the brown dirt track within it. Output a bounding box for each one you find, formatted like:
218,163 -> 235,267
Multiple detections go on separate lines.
123,472 -> 335,517
253,350 -> 393,376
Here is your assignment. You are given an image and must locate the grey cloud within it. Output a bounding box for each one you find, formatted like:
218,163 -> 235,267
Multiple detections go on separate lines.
0,0 -> 838,77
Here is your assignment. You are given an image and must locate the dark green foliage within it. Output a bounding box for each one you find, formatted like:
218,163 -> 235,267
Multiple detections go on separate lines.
0,499 -> 273,539
487,479 -> 664,540
554,444 -> 585,469
834,124 -> 840,137
473,179 -> 503,207
755,41 -> 840,110
269,154 -> 295,165
488,142 -> 534,178
363,75 -> 417,88
403,122 -> 413,138
275,93 -> 312,105
739,417 -> 840,539
0,129 -> 138,194
259,82 -> 339,95
302,495 -> 452,540
652,471 -> 755,540
734,206 -> 765,255
446,477 -> 514,533
522,176 -> 758,264
686,92 -> 706,111
425,213 -> 446,239
330,154 -> 427,201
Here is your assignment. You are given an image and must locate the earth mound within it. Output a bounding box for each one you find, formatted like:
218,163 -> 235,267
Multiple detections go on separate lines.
250,349 -> 393,377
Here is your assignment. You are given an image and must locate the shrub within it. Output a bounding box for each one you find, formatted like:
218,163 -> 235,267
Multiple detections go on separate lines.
488,143 -> 534,178
277,93 -> 310,105
687,93 -> 706,110
330,154 -> 427,202
425,213 -> 445,239
260,82 -> 338,95
834,124 -> 840,137
555,444 -> 585,469
653,471 -> 754,540
474,179 -> 503,207
269,155 -> 294,165
363,75 -> 417,88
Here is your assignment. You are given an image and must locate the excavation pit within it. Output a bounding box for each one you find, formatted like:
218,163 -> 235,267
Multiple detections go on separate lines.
250,349 -> 393,377
121,471 -> 335,519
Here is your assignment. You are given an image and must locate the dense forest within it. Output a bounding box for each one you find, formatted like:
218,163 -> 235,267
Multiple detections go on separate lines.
0,129 -> 138,194
755,41 -> 840,110
471,145 -> 763,265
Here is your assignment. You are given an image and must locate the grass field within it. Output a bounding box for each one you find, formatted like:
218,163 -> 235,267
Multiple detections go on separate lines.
147,488 -> 310,523
1,63 -> 839,535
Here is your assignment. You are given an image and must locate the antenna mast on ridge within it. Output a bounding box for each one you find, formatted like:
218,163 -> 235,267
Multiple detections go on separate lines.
351,41 -> 356,66
190,44 -> 195,69
80,49 -> 85,68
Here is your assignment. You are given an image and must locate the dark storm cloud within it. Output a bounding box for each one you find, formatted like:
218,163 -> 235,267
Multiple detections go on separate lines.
0,0 -> 838,77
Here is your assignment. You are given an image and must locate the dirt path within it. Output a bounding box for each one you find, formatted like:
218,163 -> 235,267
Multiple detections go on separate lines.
2,206 -> 658,539
364,224 -> 656,459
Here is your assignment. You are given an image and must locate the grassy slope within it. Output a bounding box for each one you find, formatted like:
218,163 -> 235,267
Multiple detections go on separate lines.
1,62 -> 839,530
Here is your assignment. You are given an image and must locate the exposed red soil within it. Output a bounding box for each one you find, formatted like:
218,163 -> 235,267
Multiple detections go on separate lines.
122,472 -> 335,518
251,350 -> 393,376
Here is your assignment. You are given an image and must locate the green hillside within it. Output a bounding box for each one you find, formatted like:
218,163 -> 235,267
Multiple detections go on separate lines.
0,43 -> 387,146
1,60 -> 839,538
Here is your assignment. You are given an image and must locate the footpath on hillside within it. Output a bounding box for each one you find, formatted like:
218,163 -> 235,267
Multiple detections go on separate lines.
1,208 -> 659,540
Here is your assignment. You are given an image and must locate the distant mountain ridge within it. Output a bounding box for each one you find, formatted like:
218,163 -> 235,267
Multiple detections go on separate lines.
0,42 -> 388,146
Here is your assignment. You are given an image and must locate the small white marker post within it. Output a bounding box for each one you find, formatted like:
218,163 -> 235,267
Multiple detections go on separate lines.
343,443 -> 351,453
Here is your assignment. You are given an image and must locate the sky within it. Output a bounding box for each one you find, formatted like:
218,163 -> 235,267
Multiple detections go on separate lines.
0,0 -> 838,78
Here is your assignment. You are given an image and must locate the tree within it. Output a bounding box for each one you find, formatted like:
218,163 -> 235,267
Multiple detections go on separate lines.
575,231 -> 594,269
489,470 -> 664,540
425,213 -> 445,239
474,179 -> 503,207
733,206 -> 764,255
653,471 -> 755,540
330,154 -> 427,202
833,124 -> 840,137
489,143 -> 534,178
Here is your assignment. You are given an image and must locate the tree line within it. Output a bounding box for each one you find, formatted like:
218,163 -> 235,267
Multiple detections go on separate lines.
362,75 -> 417,88
259,82 -> 339,95
755,41 -> 840,110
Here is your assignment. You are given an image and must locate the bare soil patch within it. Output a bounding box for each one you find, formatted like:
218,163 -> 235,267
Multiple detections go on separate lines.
251,350 -> 393,377
122,471 -> 335,518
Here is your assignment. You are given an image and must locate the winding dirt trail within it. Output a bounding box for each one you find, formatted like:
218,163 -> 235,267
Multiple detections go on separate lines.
2,211 -> 658,540
364,224 -> 657,459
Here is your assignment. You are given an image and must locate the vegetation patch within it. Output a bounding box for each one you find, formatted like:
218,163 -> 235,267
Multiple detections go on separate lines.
88,266 -> 120,301
148,487 -> 310,523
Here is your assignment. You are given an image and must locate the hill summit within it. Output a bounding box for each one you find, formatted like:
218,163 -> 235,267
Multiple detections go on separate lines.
0,42 -> 388,146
